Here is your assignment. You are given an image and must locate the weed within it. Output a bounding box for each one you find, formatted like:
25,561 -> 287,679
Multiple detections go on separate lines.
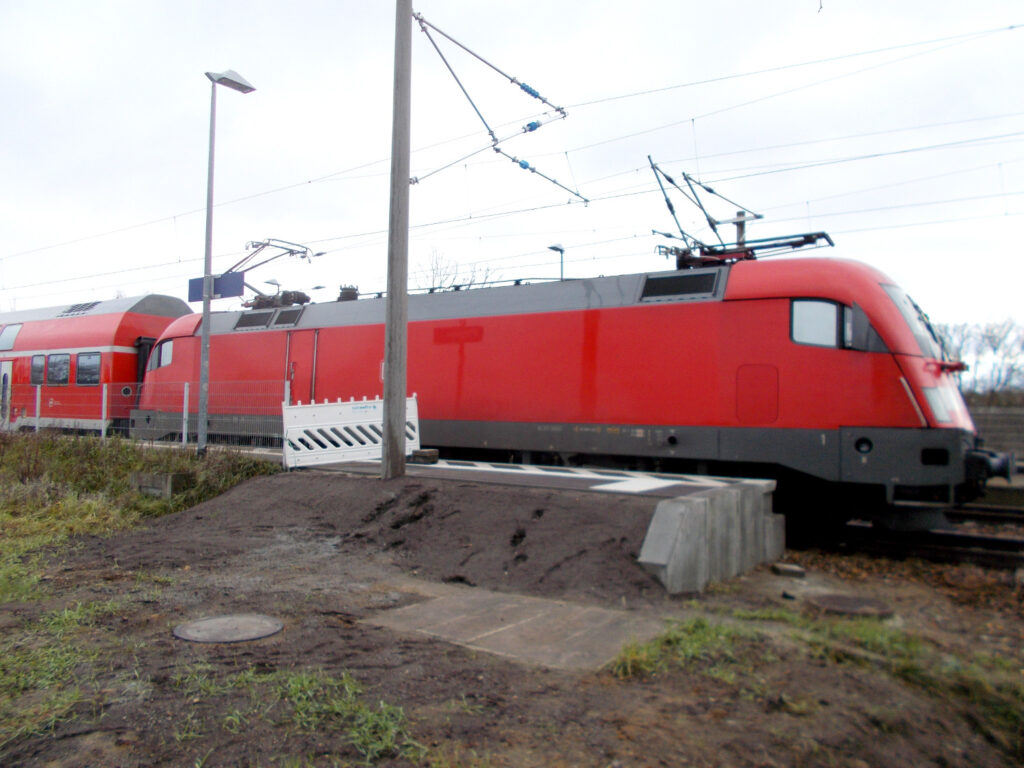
167,665 -> 425,763
0,599 -> 123,746
444,693 -> 485,715
174,711 -> 202,742
40,599 -> 122,638
792,613 -> 1023,758
350,699 -> 420,763
425,745 -> 494,767
222,708 -> 247,734
610,617 -> 759,680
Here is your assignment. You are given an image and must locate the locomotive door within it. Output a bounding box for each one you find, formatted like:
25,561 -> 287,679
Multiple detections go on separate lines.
285,330 -> 318,405
0,360 -> 11,431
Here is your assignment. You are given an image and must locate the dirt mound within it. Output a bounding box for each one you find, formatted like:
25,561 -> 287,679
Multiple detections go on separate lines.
4,469 -> 1021,767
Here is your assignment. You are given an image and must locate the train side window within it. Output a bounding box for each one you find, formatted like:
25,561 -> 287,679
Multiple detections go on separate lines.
76,352 -> 101,386
30,355 -> 45,385
791,300 -> 840,347
147,339 -> 173,371
47,354 -> 70,386
0,324 -> 21,351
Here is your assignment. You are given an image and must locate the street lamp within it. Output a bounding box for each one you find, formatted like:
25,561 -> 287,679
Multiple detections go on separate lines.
197,69 -> 255,457
548,244 -> 565,281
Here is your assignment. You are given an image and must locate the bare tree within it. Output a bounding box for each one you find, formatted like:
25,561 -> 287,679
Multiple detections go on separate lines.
978,320 -> 1024,395
934,322 -> 975,389
415,249 -> 498,292
936,319 -> 1024,404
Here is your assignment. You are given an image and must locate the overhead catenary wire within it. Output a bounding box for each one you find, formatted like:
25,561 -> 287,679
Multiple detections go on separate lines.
410,10 -> 584,201
4,21 -> 1022,310
413,11 -> 566,117
567,24 -> 1020,110
5,27 -> 1018,265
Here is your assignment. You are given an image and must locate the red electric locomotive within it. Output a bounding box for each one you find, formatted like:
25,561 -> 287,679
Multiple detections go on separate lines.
0,295 -> 190,434
130,256 -> 1011,510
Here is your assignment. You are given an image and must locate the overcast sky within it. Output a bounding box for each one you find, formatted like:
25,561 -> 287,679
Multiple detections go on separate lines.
1,1 -> 1021,325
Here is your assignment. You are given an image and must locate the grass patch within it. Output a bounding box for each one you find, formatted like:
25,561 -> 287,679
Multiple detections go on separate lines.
679,606 -> 1024,759
0,598 -> 124,748
610,617 -> 761,681
172,665 -> 425,763
0,433 -> 278,752
0,433 -> 278,603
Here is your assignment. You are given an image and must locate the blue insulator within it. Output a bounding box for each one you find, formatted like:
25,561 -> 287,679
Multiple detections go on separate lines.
525,121 -> 540,132
520,82 -> 540,99
518,159 -> 531,170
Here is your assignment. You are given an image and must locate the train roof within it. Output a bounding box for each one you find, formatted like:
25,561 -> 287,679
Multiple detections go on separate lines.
0,295 -> 191,325
190,257 -> 903,338
151,257 -> 923,361
200,267 -> 731,336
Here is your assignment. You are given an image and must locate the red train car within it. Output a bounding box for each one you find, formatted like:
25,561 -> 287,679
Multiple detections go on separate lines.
0,295 -> 190,433
131,257 -> 1010,507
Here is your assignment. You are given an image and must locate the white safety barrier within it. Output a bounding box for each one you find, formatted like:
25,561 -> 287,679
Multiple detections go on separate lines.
282,395 -> 420,469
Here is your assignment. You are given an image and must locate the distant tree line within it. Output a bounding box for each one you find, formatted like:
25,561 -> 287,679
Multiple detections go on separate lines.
935,320 -> 1024,406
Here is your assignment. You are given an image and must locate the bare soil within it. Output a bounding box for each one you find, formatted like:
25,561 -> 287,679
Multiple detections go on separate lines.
2,469 -> 1022,767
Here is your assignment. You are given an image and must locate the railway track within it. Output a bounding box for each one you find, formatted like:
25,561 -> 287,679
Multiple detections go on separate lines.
944,503 -> 1024,526
830,521 -> 1024,570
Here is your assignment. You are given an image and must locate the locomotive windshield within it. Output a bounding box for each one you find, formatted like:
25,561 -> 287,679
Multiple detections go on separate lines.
882,284 -> 943,360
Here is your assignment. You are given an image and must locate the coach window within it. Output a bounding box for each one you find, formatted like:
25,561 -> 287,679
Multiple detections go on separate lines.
77,352 -> 101,386
47,354 -> 70,386
791,299 -> 840,347
30,355 -> 45,385
147,339 -> 173,371
0,323 -> 21,351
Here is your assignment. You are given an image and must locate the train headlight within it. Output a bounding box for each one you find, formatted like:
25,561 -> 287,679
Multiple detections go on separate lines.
922,387 -> 951,424
855,438 -> 873,454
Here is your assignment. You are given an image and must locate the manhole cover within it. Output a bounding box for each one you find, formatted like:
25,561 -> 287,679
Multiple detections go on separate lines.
173,614 -> 283,643
805,593 -> 893,618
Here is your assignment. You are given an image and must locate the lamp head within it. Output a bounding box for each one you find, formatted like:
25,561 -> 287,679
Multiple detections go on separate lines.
205,69 -> 256,94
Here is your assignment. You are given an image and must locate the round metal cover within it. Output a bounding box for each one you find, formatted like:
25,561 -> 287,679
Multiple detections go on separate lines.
173,614 -> 283,643
805,593 -> 893,618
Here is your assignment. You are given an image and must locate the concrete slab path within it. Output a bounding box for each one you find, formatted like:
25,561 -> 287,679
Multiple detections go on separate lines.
363,585 -> 667,670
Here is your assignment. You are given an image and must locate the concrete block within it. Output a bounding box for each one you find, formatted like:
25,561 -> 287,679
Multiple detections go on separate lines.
737,485 -> 760,573
639,477 -> 782,595
130,472 -> 194,499
638,496 -> 710,594
764,512 -> 786,562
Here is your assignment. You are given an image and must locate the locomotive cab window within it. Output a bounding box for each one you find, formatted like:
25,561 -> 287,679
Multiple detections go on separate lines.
147,339 -> 174,371
0,323 -> 22,351
792,300 -> 889,352
47,354 -> 70,386
30,355 -> 45,385
76,352 -> 101,386
792,300 -> 842,347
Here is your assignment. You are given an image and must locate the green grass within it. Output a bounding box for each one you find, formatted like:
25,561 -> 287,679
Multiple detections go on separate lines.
0,432 -> 278,603
0,433 -> 279,750
620,608 -> 1024,760
172,665 -> 425,763
0,598 -> 125,747
610,617 -> 760,680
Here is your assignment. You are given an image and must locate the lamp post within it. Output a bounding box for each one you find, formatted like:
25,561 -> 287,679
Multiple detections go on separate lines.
197,69 -> 255,457
548,244 -> 565,280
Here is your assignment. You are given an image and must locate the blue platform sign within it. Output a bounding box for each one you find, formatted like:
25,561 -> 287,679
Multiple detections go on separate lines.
188,272 -> 245,302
